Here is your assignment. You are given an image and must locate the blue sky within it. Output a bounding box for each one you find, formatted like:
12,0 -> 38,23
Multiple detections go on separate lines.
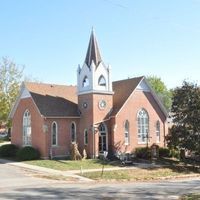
0,0 -> 200,89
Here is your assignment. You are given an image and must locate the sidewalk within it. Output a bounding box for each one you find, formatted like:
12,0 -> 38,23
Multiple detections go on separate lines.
0,158 -> 93,182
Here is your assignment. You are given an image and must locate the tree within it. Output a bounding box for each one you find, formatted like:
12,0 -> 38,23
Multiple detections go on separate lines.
147,76 -> 172,111
166,81 -> 200,155
0,57 -> 24,127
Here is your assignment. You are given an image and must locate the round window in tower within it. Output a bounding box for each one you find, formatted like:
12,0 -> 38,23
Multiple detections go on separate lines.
82,102 -> 88,109
99,100 -> 106,110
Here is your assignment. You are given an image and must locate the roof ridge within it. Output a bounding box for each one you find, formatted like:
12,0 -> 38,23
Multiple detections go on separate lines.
112,76 -> 144,84
24,81 -> 76,88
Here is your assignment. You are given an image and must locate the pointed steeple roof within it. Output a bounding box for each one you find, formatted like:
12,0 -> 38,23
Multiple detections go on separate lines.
85,29 -> 102,67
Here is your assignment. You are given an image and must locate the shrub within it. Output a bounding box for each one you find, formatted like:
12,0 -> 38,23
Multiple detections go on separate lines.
17,146 -> 40,161
170,149 -> 180,159
0,144 -> 18,157
135,147 -> 150,159
159,147 -> 170,157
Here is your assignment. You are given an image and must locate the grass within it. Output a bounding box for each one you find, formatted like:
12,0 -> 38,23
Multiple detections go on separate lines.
180,193 -> 200,200
23,157 -> 200,182
81,166 -> 199,181
0,139 -> 4,143
24,159 -> 119,171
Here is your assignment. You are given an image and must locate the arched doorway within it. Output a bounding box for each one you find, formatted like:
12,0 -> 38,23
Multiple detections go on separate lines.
98,123 -> 108,153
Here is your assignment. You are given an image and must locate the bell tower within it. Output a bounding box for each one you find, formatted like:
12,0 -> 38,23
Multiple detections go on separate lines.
77,29 -> 113,158
77,29 -> 113,95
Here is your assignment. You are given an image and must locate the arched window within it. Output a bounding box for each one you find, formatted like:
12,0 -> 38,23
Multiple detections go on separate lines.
137,109 -> 149,143
71,122 -> 76,143
98,123 -> 107,153
82,76 -> 89,87
51,122 -> 57,146
23,110 -> 31,145
98,75 -> 106,87
84,129 -> 88,145
156,121 -> 160,143
124,120 -> 130,145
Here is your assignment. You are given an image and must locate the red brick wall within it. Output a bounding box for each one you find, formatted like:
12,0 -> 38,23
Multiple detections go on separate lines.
45,118 -> 80,158
11,98 -> 46,157
112,90 -> 168,154
78,93 -> 113,157
11,89 -> 168,159
11,97 -> 81,159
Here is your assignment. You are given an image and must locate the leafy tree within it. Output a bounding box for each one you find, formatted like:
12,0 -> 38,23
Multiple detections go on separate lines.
167,81 -> 200,154
0,57 -> 24,127
147,76 -> 172,111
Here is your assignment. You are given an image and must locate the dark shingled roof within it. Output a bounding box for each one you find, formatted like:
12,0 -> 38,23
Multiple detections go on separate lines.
25,82 -> 80,117
24,77 -> 144,118
85,29 -> 102,67
30,92 -> 79,117
111,76 -> 144,116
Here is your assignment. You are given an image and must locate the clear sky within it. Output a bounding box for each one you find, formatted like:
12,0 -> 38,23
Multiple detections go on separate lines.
0,0 -> 200,89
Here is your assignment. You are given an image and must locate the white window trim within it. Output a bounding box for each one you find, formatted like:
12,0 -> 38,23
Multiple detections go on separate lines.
137,108 -> 149,144
156,121 -> 160,143
98,123 -> 108,153
51,121 -> 58,146
82,76 -> 89,88
71,122 -> 76,143
98,75 -> 106,87
23,109 -> 32,146
84,129 -> 88,145
124,120 -> 130,145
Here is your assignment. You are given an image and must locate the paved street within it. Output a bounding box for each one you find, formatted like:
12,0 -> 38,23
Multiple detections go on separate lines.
0,162 -> 200,199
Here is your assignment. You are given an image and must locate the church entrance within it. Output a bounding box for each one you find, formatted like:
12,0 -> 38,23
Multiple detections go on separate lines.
98,123 -> 108,153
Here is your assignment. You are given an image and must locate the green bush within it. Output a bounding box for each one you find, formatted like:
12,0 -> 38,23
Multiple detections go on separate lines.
135,147 -> 150,159
0,144 -> 19,157
17,146 -> 40,161
159,147 -> 170,157
170,149 -> 180,159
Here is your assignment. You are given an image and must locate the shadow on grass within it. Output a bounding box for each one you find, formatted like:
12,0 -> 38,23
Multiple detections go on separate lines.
156,157 -> 200,174
55,158 -> 121,167
51,157 -> 200,173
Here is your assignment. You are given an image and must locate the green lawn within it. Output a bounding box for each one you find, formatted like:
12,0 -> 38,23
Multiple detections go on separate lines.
24,159 -> 119,171
81,167 -> 199,181
24,158 -> 200,181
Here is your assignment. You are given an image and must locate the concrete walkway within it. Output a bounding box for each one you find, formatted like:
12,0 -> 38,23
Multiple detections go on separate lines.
0,158 -> 93,182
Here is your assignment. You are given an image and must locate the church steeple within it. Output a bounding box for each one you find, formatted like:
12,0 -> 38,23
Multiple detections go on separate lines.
85,29 -> 102,67
77,29 -> 113,95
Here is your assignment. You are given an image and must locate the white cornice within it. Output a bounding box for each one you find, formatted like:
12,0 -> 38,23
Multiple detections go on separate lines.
78,90 -> 114,96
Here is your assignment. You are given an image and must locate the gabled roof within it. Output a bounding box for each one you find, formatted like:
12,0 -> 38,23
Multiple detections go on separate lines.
111,76 -> 168,117
85,29 -> 102,67
25,82 -> 79,117
30,92 -> 79,117
9,82 -> 80,118
111,76 -> 144,116
10,77 -> 168,119
25,82 -> 77,104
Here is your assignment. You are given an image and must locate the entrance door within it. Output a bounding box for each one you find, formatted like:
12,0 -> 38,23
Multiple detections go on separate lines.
98,123 -> 107,153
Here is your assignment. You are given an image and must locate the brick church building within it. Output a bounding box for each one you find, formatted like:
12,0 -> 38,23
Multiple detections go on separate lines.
10,30 -> 168,159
